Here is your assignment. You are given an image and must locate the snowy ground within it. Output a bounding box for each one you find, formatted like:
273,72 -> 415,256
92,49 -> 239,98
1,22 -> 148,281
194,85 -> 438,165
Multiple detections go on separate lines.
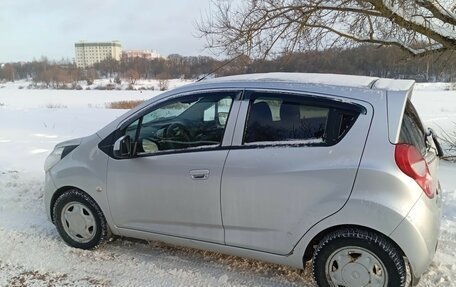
0,81 -> 456,286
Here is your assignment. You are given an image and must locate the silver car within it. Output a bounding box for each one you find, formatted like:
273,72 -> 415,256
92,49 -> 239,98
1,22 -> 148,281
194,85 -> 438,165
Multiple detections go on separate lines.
44,73 -> 442,286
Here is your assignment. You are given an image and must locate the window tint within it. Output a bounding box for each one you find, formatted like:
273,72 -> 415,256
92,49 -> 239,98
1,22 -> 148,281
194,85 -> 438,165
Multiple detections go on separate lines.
399,100 -> 426,155
142,102 -> 193,125
203,97 -> 232,125
244,94 -> 359,146
125,92 -> 235,155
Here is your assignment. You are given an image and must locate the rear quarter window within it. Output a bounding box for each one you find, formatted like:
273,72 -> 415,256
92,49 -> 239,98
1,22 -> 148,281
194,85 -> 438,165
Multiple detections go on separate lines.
399,100 -> 426,155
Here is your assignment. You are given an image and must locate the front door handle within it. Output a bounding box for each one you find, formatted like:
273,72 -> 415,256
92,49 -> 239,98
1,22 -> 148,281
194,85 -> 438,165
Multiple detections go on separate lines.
189,169 -> 209,180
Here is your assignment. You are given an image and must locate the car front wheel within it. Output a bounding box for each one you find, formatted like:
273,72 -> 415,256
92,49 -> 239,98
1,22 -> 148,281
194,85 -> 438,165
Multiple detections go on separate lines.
312,228 -> 406,287
53,189 -> 108,249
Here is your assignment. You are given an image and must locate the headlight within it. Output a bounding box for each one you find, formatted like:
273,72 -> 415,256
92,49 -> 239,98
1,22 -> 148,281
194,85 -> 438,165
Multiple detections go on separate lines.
44,145 -> 78,171
44,147 -> 64,171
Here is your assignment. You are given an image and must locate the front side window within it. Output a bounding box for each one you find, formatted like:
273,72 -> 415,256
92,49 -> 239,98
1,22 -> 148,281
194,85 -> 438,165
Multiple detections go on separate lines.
125,92 -> 235,155
244,93 -> 360,146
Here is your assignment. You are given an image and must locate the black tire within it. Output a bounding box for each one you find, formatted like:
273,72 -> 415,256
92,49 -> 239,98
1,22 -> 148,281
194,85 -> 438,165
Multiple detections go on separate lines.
312,228 -> 406,287
53,189 -> 108,249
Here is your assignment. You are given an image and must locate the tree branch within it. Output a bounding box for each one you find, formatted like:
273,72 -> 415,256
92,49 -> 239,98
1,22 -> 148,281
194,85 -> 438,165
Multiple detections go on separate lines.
415,0 -> 456,25
367,0 -> 456,48
197,0 -> 456,58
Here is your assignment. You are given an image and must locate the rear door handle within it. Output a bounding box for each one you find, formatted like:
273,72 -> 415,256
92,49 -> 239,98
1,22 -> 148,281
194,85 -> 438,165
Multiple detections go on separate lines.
189,169 -> 209,180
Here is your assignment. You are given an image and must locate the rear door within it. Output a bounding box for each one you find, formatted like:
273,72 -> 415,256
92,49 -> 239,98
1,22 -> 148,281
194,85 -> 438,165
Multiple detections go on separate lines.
221,91 -> 373,254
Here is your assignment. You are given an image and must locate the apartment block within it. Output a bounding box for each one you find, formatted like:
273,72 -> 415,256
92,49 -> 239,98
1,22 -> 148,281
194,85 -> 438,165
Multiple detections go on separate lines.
75,41 -> 122,68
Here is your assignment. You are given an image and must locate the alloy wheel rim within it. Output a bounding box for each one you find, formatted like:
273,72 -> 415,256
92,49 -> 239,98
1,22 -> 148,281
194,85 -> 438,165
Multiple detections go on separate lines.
61,202 -> 97,243
325,246 -> 388,287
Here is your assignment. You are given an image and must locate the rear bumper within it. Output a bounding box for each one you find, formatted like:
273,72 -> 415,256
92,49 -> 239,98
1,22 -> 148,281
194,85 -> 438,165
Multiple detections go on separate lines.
390,186 -> 442,283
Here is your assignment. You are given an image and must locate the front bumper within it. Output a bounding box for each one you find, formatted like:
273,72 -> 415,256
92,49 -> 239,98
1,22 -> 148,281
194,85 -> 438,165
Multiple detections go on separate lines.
44,171 -> 57,222
390,186 -> 442,284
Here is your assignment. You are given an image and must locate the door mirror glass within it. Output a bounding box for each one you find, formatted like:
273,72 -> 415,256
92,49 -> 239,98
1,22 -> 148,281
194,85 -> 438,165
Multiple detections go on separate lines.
113,135 -> 133,158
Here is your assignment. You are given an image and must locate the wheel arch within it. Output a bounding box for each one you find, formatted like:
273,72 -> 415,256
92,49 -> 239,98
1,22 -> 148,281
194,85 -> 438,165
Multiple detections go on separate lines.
302,224 -> 406,263
50,186 -> 100,223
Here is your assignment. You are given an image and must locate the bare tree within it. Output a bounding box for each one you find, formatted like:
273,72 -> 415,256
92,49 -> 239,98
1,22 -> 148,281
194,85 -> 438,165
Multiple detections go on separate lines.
198,0 -> 456,58
1,64 -> 16,82
156,72 -> 170,91
126,69 -> 140,84
85,68 -> 98,85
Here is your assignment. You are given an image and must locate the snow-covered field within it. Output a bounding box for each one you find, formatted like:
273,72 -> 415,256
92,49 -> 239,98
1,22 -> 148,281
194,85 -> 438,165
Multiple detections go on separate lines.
0,81 -> 456,286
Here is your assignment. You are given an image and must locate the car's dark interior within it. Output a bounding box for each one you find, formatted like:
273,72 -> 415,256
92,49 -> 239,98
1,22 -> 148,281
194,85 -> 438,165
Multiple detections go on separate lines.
244,100 -> 328,143
121,93 -> 359,155
126,95 -> 233,154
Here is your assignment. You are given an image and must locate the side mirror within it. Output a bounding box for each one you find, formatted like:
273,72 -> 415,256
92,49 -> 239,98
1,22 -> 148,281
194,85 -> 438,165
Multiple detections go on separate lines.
113,135 -> 133,158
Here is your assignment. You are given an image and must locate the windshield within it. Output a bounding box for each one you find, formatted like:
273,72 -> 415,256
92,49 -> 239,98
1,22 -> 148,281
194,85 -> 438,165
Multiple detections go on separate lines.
142,101 -> 197,124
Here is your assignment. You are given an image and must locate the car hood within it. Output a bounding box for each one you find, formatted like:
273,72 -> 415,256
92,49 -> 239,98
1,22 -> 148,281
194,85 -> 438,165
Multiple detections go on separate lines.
54,135 -> 90,149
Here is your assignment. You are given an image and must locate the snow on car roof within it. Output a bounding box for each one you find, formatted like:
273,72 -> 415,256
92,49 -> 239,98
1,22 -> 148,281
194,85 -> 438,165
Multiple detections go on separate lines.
203,72 -> 414,92
371,78 -> 415,92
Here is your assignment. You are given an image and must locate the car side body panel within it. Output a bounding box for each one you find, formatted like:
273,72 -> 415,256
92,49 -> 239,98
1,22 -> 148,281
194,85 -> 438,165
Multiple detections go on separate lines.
106,150 -> 229,243
221,91 -> 374,255
45,133 -> 117,232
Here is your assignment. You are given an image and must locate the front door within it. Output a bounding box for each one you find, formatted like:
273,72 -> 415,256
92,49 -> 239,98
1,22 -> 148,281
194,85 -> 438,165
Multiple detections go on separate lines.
107,91 -> 238,244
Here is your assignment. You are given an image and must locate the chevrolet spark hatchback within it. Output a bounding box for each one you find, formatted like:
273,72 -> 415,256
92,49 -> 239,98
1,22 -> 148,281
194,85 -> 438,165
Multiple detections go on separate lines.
44,73 -> 442,286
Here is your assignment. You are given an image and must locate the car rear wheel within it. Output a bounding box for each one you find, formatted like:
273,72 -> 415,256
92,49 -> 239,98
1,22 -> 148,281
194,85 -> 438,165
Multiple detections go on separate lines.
53,189 -> 108,249
312,228 -> 406,287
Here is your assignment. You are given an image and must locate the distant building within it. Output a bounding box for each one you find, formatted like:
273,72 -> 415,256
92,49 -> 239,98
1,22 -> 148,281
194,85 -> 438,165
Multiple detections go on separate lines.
74,41 -> 122,68
122,50 -> 163,60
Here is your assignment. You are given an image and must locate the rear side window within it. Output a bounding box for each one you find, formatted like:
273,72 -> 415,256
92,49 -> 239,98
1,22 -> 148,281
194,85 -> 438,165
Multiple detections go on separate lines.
399,100 -> 426,155
243,93 -> 361,146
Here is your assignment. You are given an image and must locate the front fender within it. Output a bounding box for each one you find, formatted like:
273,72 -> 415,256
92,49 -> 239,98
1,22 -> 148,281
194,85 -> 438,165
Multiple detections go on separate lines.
48,134 -> 118,234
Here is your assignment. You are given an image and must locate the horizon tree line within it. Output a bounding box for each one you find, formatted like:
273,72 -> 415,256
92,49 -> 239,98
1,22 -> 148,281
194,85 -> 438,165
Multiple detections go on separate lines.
1,45 -> 456,86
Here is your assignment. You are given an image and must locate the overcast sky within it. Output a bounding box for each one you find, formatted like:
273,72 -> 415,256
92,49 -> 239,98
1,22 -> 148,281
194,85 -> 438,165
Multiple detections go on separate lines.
0,0 -> 217,63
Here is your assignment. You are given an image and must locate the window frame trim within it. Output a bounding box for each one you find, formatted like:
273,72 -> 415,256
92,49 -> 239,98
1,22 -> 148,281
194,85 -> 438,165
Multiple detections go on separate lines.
234,89 -> 366,148
103,89 -> 243,159
399,99 -> 427,157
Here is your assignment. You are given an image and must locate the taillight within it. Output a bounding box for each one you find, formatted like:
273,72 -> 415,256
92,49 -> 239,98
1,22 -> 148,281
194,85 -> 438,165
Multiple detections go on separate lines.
395,144 -> 434,198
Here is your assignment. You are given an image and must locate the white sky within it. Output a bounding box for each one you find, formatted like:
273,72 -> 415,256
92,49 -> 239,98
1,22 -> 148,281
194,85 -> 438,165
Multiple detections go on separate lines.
0,0 -> 217,63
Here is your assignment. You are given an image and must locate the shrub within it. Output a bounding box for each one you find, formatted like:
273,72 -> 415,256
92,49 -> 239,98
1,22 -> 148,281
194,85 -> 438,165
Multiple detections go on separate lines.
105,83 -> 116,90
434,123 -> 456,161
46,103 -> 68,109
105,100 -> 145,109
159,79 -> 169,91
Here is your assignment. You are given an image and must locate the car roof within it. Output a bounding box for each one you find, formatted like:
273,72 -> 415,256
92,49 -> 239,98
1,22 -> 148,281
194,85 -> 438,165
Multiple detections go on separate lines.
192,72 -> 415,92
96,73 -> 415,139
